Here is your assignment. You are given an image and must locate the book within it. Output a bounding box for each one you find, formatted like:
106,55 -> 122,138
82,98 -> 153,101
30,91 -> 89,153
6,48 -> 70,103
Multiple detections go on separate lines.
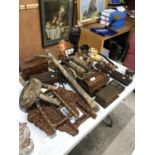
100,15 -> 111,22
101,9 -> 116,17
100,20 -> 110,26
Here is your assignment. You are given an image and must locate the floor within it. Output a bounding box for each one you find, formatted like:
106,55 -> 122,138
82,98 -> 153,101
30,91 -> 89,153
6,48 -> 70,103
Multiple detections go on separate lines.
68,92 -> 135,155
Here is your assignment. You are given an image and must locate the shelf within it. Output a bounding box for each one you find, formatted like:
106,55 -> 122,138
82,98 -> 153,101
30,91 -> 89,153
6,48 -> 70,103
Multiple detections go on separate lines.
108,2 -> 126,5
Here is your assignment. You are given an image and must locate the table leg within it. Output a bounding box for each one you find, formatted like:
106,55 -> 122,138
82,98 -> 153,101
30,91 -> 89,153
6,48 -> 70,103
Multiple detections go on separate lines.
104,115 -> 113,128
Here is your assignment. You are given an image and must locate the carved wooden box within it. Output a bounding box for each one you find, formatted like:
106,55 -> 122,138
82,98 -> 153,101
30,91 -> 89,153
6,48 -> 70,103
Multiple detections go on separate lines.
20,57 -> 48,80
78,71 -> 109,96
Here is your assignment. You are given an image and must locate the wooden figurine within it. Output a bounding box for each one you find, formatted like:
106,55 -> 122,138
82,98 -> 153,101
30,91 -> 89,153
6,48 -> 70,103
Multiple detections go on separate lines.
58,40 -> 68,61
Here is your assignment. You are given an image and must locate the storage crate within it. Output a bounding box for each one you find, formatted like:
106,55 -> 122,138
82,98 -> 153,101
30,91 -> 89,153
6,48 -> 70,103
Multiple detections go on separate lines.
111,11 -> 126,29
112,18 -> 125,29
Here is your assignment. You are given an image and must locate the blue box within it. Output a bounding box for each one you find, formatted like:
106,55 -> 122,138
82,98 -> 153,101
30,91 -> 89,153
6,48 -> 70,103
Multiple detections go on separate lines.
111,11 -> 127,29
101,10 -> 126,29
112,0 -> 120,3
112,18 -> 125,29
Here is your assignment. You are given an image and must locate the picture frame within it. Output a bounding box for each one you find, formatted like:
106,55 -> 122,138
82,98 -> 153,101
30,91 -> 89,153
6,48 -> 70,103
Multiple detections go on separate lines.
77,0 -> 106,25
39,0 -> 73,47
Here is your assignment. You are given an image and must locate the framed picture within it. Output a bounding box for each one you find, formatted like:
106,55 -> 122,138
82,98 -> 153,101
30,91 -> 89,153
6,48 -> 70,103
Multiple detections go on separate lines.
77,0 -> 105,25
39,0 -> 73,47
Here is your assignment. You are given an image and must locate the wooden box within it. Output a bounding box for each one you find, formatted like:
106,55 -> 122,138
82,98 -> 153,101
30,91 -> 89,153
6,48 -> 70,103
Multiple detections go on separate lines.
20,56 -> 48,80
95,85 -> 119,108
78,71 -> 109,96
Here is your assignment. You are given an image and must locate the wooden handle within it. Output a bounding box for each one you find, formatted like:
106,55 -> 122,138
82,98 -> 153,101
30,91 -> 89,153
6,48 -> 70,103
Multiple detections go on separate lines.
39,93 -> 61,106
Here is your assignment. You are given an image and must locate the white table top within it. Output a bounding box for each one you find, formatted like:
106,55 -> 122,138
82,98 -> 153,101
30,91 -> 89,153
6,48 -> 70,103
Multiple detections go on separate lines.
19,62 -> 135,155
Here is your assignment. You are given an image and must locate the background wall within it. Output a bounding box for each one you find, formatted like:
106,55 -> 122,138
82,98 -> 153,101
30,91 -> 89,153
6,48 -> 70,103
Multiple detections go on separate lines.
19,0 -> 108,60
19,0 -> 72,60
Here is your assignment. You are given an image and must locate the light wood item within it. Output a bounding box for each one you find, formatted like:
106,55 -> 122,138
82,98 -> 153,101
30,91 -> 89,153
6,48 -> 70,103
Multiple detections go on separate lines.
19,5 -> 25,11
37,52 -> 98,110
19,4 -> 39,11
78,21 -> 134,52
19,77 -> 61,110
26,4 -> 39,10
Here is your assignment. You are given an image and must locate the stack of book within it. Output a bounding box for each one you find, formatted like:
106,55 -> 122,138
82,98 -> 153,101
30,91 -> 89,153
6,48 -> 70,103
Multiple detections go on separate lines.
100,9 -> 116,26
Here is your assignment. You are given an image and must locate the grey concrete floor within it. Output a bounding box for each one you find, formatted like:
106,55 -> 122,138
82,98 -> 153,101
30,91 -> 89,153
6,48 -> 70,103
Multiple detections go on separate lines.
68,92 -> 135,155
